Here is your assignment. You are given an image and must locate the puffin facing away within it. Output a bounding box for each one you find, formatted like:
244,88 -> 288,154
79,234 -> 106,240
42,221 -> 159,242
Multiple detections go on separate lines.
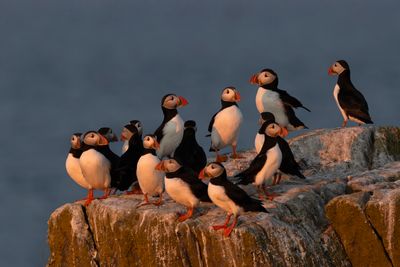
154,94 -> 188,158
328,60 -> 373,127
155,158 -> 211,222
174,120 -> 207,175
122,120 -> 143,153
250,68 -> 310,137
208,87 -> 243,162
65,133 -> 91,196
199,162 -> 267,237
235,116 -> 282,200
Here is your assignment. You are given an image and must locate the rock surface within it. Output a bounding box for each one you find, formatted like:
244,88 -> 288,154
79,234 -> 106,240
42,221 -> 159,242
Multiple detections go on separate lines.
47,126 -> 400,267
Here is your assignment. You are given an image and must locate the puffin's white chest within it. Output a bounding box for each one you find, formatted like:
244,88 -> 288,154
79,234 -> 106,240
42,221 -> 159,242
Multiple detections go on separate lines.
66,153 -> 90,189
165,177 -> 199,208
254,144 -> 282,185
208,183 -> 243,216
254,133 -> 264,154
157,115 -> 184,158
79,149 -> 111,190
211,105 -> 243,150
333,84 -> 348,120
255,88 -> 289,127
137,153 -> 164,195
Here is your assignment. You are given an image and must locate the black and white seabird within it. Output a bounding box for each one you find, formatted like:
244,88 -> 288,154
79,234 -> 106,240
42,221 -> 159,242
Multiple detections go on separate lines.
122,120 -> 143,153
79,131 -> 112,206
155,157 -> 211,221
250,68 -> 310,137
154,94 -> 188,158
136,135 -> 164,206
114,124 -> 144,194
97,127 -> 120,191
199,162 -> 267,237
207,87 -> 243,162
235,116 -> 282,200
174,120 -> 207,175
328,60 -> 373,127
65,133 -> 91,195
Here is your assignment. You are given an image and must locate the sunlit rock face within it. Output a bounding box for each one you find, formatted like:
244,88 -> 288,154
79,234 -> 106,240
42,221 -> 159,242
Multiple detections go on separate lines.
47,126 -> 400,267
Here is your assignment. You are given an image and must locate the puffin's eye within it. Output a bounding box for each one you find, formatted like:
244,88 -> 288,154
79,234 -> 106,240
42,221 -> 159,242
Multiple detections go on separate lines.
334,63 -> 337,67
271,124 -> 275,129
211,165 -> 215,169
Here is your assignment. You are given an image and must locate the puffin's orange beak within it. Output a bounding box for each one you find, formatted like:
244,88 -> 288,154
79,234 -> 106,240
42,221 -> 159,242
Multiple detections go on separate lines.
178,96 -> 188,107
235,91 -> 241,102
198,169 -> 206,179
98,134 -> 109,146
249,74 -> 259,85
120,134 -> 126,141
328,66 -> 335,76
155,161 -> 165,171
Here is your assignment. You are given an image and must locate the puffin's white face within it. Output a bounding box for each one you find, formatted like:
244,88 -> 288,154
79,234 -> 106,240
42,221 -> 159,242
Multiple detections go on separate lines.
70,134 -> 81,149
120,127 -> 134,141
328,61 -> 346,75
156,159 -> 181,172
83,132 -> 109,146
162,95 -> 188,109
199,162 -> 224,179
265,123 -> 281,137
250,70 -> 277,86
221,87 -> 241,102
143,135 -> 159,149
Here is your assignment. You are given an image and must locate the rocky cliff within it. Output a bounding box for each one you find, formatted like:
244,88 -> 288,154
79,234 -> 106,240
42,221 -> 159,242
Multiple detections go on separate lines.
47,126 -> 400,267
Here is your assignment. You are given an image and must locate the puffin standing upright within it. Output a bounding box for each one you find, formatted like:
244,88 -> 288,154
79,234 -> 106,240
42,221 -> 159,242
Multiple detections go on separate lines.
122,120 -> 143,153
328,60 -> 373,127
79,131 -> 112,206
65,133 -> 91,197
115,124 -> 144,194
136,135 -> 164,206
174,120 -> 207,175
199,162 -> 267,237
208,87 -> 243,162
97,127 -> 120,191
155,157 -> 211,221
235,117 -> 283,199
250,68 -> 310,137
154,94 -> 188,158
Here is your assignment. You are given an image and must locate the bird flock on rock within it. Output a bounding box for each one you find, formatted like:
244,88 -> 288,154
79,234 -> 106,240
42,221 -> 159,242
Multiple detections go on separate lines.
65,60 -> 373,237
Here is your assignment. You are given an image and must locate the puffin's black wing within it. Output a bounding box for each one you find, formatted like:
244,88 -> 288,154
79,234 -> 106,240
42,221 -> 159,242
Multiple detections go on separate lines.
235,153 -> 266,185
207,111 -> 219,134
338,83 -> 373,124
276,88 -> 311,112
174,133 -> 207,174
178,168 -> 211,202
222,180 -> 267,212
284,105 -> 308,129
277,137 -> 305,179
154,124 -> 165,143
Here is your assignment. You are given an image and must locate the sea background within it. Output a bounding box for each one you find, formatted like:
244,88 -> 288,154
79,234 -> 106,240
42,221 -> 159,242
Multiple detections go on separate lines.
0,1 -> 399,266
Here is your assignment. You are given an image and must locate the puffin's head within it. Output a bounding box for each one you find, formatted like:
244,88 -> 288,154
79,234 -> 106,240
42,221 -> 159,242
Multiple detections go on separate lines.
155,158 -> 182,172
97,127 -> 118,142
328,60 -> 349,76
199,162 -> 225,180
258,112 -> 282,137
129,120 -> 143,136
83,131 -> 109,146
184,120 -> 197,132
221,86 -> 241,102
120,124 -> 138,141
161,94 -> 188,110
143,134 -> 160,149
70,133 -> 82,149
249,68 -> 278,86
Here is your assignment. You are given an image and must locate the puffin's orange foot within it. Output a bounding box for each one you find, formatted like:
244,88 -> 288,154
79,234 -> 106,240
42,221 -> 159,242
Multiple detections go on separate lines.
265,192 -> 280,201
341,120 -> 348,128
223,227 -> 234,237
212,224 -> 227,231
216,155 -> 228,162
231,153 -> 244,159
84,198 -> 94,206
126,187 -> 143,195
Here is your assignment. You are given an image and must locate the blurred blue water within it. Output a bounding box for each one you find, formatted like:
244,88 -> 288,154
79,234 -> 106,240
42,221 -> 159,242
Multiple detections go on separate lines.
0,1 -> 399,266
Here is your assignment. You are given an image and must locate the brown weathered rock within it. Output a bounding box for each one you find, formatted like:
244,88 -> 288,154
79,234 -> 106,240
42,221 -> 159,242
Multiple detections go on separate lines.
366,188 -> 400,267
325,192 -> 392,267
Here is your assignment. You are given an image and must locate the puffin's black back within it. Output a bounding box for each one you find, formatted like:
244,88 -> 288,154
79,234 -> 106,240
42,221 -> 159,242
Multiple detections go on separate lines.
174,123 -> 207,174
211,169 -> 267,212
276,137 -> 305,179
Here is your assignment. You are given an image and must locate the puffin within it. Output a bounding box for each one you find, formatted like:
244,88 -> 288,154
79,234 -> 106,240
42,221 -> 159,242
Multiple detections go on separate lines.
79,131 -> 112,206
255,112 -> 305,185
207,87 -> 243,162
174,120 -> 207,175
122,120 -> 143,153
114,124 -> 144,194
65,133 -> 91,197
155,157 -> 211,221
154,94 -> 188,158
235,116 -> 283,200
328,60 -> 373,127
97,127 -> 120,191
199,162 -> 267,237
136,135 -> 164,206
250,68 -> 310,137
